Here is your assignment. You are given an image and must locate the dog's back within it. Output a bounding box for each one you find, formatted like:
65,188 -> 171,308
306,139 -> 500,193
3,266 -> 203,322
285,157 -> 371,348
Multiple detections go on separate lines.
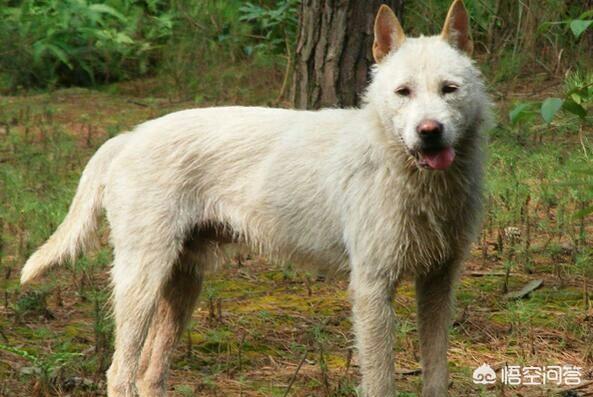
22,90 -> 484,282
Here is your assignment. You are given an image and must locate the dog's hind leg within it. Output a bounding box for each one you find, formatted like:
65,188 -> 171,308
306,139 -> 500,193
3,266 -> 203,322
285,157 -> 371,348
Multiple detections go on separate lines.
106,234 -> 183,397
136,257 -> 204,397
415,261 -> 461,397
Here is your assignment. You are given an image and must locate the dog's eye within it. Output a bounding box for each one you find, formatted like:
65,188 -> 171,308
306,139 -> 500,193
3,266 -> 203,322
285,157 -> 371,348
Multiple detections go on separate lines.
442,84 -> 459,95
395,86 -> 411,97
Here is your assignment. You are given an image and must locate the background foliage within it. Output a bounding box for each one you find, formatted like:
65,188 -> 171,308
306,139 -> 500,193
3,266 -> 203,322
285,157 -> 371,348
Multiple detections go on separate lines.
0,0 -> 297,93
1,0 -> 592,94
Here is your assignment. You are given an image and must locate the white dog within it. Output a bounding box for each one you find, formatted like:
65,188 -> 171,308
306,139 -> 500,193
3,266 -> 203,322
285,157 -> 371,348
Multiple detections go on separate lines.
21,1 -> 491,396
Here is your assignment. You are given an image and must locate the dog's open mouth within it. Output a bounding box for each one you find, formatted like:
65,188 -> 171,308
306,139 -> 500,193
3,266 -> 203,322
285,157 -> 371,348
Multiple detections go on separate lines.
416,147 -> 456,170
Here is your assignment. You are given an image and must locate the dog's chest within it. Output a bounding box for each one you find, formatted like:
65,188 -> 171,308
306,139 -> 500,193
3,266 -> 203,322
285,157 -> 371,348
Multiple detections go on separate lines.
390,176 -> 473,271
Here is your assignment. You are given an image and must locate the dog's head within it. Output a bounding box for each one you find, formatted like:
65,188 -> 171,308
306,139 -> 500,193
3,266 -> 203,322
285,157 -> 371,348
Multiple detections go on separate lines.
366,0 -> 489,170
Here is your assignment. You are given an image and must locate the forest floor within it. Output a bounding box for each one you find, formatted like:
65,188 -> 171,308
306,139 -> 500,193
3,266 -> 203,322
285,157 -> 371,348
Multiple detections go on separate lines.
1,72 -> 593,397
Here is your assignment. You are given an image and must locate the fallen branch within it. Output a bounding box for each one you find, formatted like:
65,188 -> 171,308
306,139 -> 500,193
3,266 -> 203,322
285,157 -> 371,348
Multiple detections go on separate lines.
504,279 -> 543,300
127,99 -> 150,108
555,379 -> 593,395
395,368 -> 422,376
467,271 -> 509,277
283,349 -> 309,397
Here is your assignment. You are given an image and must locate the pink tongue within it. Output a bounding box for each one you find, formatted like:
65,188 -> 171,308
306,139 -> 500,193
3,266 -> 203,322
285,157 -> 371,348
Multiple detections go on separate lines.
422,147 -> 456,170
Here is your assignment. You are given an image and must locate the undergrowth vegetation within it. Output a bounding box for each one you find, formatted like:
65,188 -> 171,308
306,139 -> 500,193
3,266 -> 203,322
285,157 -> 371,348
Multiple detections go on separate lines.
4,0 -> 590,96
406,0 -> 593,82
0,0 -> 592,396
0,0 -> 174,89
0,0 -> 297,96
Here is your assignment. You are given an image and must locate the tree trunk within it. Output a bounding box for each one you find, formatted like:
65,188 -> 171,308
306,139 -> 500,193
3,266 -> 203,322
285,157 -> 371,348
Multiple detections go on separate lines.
291,0 -> 404,110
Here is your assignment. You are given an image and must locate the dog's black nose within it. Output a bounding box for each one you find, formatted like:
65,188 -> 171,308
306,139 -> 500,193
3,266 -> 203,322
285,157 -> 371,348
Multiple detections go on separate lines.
417,120 -> 443,136
417,120 -> 445,152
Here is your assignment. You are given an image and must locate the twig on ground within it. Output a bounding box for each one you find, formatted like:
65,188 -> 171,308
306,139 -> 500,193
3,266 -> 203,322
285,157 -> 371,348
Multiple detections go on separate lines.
467,271 -> 509,277
504,279 -> 544,300
283,349 -> 309,397
555,379 -> 593,396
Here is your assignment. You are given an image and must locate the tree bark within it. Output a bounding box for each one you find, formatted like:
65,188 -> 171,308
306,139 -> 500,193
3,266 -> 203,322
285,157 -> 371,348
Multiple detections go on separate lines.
291,0 -> 404,110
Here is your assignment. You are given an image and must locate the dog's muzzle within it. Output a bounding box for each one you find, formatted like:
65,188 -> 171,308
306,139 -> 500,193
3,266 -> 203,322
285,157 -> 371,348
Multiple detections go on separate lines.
411,120 -> 456,170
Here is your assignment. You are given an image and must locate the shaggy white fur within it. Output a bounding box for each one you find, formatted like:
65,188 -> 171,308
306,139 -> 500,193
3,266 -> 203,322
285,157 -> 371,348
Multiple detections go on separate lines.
21,1 -> 491,396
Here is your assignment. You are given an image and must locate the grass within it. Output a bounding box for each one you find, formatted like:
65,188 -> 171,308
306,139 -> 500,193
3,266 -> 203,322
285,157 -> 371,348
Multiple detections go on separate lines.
1,53 -> 593,397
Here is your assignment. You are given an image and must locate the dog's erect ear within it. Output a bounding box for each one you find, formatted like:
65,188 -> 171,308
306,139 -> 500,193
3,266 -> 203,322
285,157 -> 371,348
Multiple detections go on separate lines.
441,0 -> 473,55
373,5 -> 405,63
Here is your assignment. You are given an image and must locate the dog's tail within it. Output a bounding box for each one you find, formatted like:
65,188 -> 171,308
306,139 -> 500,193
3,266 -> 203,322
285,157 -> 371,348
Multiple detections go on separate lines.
20,135 -> 128,285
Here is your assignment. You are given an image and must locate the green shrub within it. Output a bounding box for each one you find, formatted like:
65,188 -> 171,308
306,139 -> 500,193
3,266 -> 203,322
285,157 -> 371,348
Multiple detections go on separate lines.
239,0 -> 299,54
156,0 -> 295,100
405,0 -> 593,75
0,0 -> 173,91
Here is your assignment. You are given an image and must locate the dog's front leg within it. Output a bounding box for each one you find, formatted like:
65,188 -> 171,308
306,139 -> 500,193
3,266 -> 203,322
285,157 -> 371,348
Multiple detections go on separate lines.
415,261 -> 460,397
350,270 -> 397,397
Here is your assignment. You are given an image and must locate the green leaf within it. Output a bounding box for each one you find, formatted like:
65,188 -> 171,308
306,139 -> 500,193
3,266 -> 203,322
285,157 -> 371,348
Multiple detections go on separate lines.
115,32 -> 134,45
579,10 -> 593,20
89,4 -> 126,22
573,205 -> 593,219
541,98 -> 563,123
570,93 -> 583,104
571,168 -> 593,176
509,102 -> 535,125
79,60 -> 95,84
570,19 -> 593,39
32,42 -> 45,63
45,44 -> 73,69
32,41 -> 73,70
562,99 -> 587,118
